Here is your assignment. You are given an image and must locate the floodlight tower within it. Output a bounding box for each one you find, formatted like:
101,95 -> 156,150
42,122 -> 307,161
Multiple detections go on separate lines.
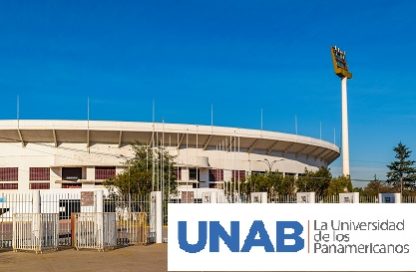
331,46 -> 352,177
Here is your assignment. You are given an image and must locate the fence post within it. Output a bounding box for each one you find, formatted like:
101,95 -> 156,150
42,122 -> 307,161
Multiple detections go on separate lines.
33,190 -> 41,213
210,191 -> 217,203
250,192 -> 268,203
150,191 -> 163,243
96,190 -> 104,248
296,192 -> 315,203
379,193 -> 401,203
96,190 -> 104,213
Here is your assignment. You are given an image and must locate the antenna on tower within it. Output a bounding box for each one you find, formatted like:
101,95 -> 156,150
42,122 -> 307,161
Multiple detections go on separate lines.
211,104 -> 214,127
17,95 -> 20,123
152,99 -> 155,123
87,97 -> 90,124
87,97 -> 91,153
320,121 -> 322,140
16,95 -> 21,135
260,108 -> 263,130
295,115 -> 298,135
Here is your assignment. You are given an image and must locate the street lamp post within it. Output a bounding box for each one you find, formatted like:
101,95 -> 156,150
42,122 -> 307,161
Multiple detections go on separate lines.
257,158 -> 284,172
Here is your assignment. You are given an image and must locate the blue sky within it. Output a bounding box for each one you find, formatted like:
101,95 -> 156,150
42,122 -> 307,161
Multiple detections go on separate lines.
0,1 -> 415,185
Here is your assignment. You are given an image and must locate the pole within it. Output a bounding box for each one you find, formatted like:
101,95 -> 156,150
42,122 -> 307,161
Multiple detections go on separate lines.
211,104 -> 214,127
295,115 -> 298,135
319,121 -> 322,140
341,77 -> 350,176
260,108 -> 263,130
17,95 -> 20,132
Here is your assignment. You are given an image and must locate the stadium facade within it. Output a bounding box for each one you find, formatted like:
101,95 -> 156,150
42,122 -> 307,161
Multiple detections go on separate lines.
0,120 -> 339,192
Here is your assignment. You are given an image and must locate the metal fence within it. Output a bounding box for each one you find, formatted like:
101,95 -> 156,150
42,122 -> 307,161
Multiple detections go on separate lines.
104,195 -> 150,245
12,213 -> 59,253
40,192 -> 93,247
72,211 -> 148,251
0,193 -> 33,249
116,212 -> 148,245
0,192 -> 151,251
73,212 -> 117,251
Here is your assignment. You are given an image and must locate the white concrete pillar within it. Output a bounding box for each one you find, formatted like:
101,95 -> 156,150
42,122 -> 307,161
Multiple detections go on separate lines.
250,192 -> 268,203
296,192 -> 315,203
96,190 -> 104,213
50,167 -> 61,190
150,191 -> 163,243
341,77 -> 350,176
32,190 -> 41,240
223,170 -> 232,182
95,190 -> 104,247
182,168 -> 189,181
33,190 -> 41,213
86,166 -> 95,181
210,191 -> 217,203
379,193 -> 401,203
339,192 -> 359,203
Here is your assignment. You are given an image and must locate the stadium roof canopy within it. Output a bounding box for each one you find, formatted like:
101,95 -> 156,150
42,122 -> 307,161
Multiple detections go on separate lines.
0,120 -> 339,164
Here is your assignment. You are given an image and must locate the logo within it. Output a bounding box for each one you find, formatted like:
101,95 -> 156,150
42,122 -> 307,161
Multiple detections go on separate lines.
168,204 -> 416,271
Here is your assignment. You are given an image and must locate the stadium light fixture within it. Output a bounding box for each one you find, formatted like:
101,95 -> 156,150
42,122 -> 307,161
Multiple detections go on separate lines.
331,46 -> 352,79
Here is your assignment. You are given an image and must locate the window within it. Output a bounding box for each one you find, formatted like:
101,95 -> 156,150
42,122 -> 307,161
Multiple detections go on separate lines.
209,183 -> 223,189
209,169 -> 224,182
232,170 -> 246,182
0,183 -> 18,190
0,168 -> 18,181
251,171 -> 266,176
30,183 -> 50,190
189,168 -> 198,180
30,168 -> 50,181
95,167 -> 116,180
62,183 -> 82,189
62,168 -> 82,181
176,167 -> 182,181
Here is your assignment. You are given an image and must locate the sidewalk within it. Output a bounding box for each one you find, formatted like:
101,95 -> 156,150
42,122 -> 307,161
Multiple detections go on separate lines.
0,243 -> 167,272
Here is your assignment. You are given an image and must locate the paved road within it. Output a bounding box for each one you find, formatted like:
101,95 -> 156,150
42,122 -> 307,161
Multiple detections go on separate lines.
0,244 -> 167,272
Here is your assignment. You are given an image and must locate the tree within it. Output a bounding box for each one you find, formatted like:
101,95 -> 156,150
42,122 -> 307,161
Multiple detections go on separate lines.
104,143 -> 177,197
242,171 -> 295,196
359,175 -> 393,196
296,167 -> 332,197
327,176 -> 352,195
386,142 -> 416,193
243,172 -> 273,194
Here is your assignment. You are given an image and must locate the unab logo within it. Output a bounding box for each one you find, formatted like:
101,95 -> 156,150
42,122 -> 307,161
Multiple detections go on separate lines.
177,220 -> 304,253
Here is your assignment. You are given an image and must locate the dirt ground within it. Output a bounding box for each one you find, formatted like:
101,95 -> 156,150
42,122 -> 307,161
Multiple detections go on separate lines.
0,243 -> 167,272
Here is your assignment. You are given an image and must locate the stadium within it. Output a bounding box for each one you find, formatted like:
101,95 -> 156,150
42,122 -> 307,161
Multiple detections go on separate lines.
0,119 -> 339,195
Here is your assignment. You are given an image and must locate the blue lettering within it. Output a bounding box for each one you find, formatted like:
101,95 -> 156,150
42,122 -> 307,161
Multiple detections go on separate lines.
241,220 -> 274,252
209,221 -> 240,252
178,221 -> 207,253
276,221 -> 304,252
